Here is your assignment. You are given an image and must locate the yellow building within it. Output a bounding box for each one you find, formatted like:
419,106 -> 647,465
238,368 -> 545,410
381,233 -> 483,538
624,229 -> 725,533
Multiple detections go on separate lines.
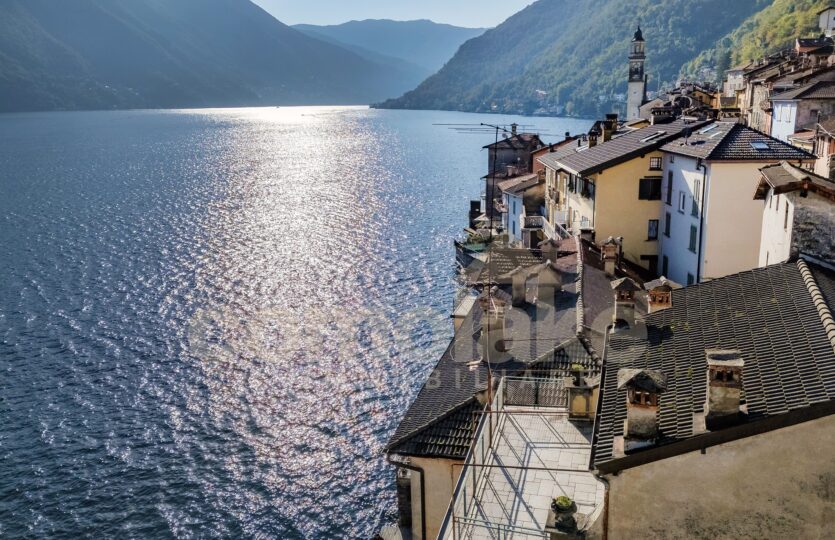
539,118 -> 710,273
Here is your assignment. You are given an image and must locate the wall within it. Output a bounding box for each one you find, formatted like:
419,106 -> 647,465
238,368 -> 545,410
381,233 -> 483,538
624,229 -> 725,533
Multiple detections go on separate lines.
409,456 -> 463,540
702,162 -> 776,281
659,153 -> 703,285
591,152 -> 664,271
603,413 -> 835,539
758,188 -> 793,265
790,190 -> 835,263
770,101 -> 797,142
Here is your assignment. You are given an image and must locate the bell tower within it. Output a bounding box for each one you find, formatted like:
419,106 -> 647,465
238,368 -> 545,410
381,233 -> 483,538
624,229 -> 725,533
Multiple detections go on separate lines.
627,25 -> 647,120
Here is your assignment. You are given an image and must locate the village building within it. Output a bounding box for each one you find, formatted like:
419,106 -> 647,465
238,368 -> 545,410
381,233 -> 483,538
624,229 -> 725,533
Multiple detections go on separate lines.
658,122 -> 813,285
755,161 -> 835,266
539,117 -> 711,275
386,238 -> 616,539
496,172 -> 544,244
770,80 -> 835,142
594,259 -> 835,539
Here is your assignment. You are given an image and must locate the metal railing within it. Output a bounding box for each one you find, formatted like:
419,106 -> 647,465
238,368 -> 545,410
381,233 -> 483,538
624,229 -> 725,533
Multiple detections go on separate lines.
438,376 -> 568,540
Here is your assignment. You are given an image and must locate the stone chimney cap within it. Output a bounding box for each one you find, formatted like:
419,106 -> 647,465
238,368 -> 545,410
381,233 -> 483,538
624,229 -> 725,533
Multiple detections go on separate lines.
617,368 -> 668,392
602,236 -> 621,246
644,276 -> 682,291
611,277 -> 641,292
706,349 -> 745,368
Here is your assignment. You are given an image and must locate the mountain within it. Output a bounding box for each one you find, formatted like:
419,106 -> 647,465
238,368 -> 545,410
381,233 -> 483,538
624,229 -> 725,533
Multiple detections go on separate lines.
293,20 -> 487,74
0,0 -> 413,113
680,0 -> 828,83
374,0 -> 766,117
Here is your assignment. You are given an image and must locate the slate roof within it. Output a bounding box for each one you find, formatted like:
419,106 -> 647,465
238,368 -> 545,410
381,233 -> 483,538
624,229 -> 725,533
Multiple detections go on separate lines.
552,118 -> 711,176
497,174 -> 542,195
594,260 -> 835,467
771,80 -> 835,101
387,250 -> 596,459
536,143 -> 581,170
754,161 -> 835,199
484,133 -> 544,150
465,248 -> 544,286
661,122 -> 815,161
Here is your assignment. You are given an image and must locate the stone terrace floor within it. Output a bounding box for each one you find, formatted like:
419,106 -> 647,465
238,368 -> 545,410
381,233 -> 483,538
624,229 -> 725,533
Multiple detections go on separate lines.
458,408 -> 605,539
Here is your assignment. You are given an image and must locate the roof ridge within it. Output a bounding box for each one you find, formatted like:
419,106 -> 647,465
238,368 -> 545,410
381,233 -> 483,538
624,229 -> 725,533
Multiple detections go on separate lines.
386,397 -> 480,452
574,234 -> 586,333
797,258 -> 835,354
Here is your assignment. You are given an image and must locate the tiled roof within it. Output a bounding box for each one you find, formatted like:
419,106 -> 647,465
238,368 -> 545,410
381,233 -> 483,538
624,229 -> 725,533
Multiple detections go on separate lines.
484,133 -> 544,150
497,174 -> 542,195
536,143 -> 582,170
551,119 -> 711,176
465,248 -> 544,286
661,122 -> 815,161
387,400 -> 481,459
594,261 -> 835,467
772,80 -> 835,101
387,250 -> 596,459
754,161 -> 835,199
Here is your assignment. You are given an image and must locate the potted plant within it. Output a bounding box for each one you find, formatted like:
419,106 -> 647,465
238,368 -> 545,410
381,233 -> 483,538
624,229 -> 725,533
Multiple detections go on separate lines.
551,496 -> 578,532
552,495 -> 575,513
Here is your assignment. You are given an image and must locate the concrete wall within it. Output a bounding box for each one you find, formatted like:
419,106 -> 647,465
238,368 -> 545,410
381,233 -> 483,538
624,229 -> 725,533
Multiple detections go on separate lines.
659,154 -> 703,285
603,413 -> 835,539
409,456 -> 463,540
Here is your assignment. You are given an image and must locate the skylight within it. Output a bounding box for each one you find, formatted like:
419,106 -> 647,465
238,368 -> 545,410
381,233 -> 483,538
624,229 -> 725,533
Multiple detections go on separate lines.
640,131 -> 667,143
698,124 -> 719,134
750,141 -> 770,151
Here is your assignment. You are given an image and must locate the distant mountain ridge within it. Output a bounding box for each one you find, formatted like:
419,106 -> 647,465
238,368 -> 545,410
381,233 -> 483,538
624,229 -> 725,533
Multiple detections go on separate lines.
0,0 -> 417,112
375,0 -> 767,117
293,19 -> 486,74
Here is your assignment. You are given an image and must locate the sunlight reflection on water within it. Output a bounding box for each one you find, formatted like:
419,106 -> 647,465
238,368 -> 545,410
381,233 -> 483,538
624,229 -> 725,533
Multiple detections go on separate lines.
0,106 -> 591,538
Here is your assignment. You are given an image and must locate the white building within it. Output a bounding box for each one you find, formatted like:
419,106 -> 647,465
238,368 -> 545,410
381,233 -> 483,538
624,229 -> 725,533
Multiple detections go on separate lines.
658,122 -> 814,285
770,81 -> 835,142
497,173 -> 544,242
819,6 -> 835,38
755,161 -> 835,266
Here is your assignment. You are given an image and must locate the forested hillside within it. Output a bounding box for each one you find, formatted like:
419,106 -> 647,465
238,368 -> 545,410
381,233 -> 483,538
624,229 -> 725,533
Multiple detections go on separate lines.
0,0 -> 410,112
375,0 -> 765,117
681,0 -> 830,82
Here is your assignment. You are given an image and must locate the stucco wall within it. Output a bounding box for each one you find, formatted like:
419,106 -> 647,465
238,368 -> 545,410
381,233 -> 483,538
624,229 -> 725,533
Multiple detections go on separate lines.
603,413 -> 835,539
702,162 -> 771,281
409,456 -> 463,540
770,101 -> 797,142
758,189 -> 793,265
659,154 -> 703,285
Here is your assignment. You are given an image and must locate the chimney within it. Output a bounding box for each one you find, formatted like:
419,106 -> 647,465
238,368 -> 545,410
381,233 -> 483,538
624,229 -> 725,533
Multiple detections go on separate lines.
538,237 -> 560,263
601,236 -> 620,276
565,365 -> 600,421
549,143 -> 555,153
588,127 -> 599,148
611,277 -> 640,331
603,113 -> 618,142
705,350 -> 745,430
506,266 -> 527,307
511,123 -> 518,136
617,369 -> 668,452
564,131 -> 571,140
533,261 -> 562,305
646,280 -> 674,313
478,290 -> 510,363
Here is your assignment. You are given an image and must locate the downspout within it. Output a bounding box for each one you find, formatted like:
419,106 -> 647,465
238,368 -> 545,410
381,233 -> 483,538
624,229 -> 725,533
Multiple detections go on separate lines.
696,158 -> 708,283
387,456 -> 426,540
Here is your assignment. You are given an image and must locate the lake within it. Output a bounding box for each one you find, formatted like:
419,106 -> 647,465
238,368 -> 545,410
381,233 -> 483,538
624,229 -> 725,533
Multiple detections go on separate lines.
0,106 -> 591,539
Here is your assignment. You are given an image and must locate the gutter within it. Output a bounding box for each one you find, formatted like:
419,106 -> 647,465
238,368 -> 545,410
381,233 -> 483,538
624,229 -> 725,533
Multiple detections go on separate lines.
695,158 -> 708,283
387,455 -> 427,540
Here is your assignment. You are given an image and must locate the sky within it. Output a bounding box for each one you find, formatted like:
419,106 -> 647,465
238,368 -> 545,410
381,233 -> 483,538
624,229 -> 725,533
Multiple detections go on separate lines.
250,0 -> 533,28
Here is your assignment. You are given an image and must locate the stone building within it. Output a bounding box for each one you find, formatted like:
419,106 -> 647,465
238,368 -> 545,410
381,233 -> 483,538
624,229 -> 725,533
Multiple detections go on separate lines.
627,26 -> 648,121
755,161 -> 835,266
594,259 -> 835,538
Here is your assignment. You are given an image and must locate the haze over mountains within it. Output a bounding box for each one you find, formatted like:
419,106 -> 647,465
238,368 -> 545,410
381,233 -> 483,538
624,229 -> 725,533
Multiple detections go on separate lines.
0,0 -> 479,113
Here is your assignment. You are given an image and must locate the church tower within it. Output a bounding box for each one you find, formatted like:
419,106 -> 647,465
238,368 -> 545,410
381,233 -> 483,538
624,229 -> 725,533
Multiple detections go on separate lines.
627,25 -> 647,120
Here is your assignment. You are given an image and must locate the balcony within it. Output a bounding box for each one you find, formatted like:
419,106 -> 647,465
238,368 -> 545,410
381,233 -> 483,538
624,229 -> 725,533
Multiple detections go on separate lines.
438,377 -> 605,540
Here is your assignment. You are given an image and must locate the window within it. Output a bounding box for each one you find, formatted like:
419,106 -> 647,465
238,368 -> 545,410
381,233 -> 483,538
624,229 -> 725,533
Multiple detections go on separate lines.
649,157 -> 662,170
691,179 -> 700,217
687,273 -> 695,285
666,172 -> 673,205
669,154 -> 675,163
639,177 -> 662,200
662,255 -> 669,277
512,200 -> 516,214
678,191 -> 686,213
776,194 -> 780,212
580,177 -> 595,199
648,219 -> 659,240
689,225 -> 698,252
664,212 -> 671,237
784,201 -> 790,230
